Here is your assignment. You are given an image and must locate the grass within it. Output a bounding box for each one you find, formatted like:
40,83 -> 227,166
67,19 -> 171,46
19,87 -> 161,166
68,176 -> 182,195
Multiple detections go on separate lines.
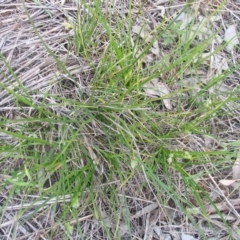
1,0 -> 240,239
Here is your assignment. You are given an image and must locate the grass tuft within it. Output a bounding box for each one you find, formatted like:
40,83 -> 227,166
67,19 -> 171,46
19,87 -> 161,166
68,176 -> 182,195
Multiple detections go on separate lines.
1,0 -> 240,239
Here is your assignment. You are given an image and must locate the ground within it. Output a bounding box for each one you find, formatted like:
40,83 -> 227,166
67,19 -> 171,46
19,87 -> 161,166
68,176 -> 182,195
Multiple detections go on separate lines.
0,0 -> 240,239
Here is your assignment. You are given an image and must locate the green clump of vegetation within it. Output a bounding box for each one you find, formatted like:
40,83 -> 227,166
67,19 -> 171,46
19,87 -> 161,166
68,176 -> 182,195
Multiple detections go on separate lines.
0,0 -> 240,239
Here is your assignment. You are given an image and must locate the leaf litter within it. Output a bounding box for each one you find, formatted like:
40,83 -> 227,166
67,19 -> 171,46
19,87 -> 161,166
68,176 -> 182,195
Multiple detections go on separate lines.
143,78 -> 172,110
224,24 -> 239,52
